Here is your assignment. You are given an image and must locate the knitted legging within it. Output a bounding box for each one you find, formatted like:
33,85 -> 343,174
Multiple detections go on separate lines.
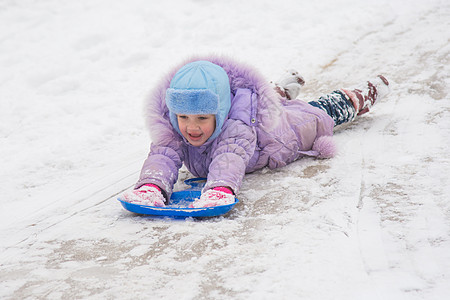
308,90 -> 356,126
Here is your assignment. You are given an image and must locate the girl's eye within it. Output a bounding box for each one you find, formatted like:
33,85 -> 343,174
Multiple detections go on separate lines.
178,115 -> 188,119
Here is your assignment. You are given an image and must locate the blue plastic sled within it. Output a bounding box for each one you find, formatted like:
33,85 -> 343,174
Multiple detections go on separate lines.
118,178 -> 238,218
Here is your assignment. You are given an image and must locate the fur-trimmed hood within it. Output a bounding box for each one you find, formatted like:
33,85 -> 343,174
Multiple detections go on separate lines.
145,55 -> 283,144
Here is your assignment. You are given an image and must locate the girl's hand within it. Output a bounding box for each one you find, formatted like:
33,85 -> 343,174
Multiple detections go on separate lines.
190,187 -> 235,208
121,184 -> 166,207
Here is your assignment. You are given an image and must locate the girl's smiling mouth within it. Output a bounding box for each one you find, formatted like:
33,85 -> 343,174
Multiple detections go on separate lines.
188,133 -> 202,140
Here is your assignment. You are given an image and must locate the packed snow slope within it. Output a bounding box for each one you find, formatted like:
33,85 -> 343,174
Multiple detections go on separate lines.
1,0 -> 449,299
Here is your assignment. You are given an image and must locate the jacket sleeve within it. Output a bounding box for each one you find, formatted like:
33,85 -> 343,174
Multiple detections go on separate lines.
203,119 -> 257,194
135,139 -> 185,198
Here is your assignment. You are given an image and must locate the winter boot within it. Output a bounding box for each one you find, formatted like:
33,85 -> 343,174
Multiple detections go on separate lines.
273,69 -> 305,100
341,75 -> 390,116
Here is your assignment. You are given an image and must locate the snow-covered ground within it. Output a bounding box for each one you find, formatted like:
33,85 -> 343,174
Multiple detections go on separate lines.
1,0 -> 449,298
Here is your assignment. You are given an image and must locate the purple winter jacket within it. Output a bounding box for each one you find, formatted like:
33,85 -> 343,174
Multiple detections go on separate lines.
135,56 -> 335,197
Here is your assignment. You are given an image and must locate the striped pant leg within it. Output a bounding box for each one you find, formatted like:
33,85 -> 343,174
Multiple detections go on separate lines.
308,90 -> 357,127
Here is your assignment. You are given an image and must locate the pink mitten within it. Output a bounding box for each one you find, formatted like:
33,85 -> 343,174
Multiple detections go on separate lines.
121,184 -> 166,207
190,187 -> 235,208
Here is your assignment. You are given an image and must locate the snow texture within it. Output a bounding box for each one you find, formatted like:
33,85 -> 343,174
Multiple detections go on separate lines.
1,0 -> 449,299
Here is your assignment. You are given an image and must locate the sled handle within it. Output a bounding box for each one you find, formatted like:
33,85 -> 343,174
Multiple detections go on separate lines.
183,177 -> 207,190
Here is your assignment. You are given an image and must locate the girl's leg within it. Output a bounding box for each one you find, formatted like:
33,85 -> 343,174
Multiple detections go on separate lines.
308,90 -> 357,126
272,69 -> 305,100
309,75 -> 390,127
342,75 -> 390,116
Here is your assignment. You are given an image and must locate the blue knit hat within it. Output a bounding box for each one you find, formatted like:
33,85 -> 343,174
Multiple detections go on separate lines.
166,61 -> 231,142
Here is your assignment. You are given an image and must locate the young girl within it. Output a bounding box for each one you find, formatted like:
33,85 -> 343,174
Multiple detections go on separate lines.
121,56 -> 389,208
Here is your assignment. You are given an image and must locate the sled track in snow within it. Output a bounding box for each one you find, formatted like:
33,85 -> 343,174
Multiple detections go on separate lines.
1,159 -> 141,253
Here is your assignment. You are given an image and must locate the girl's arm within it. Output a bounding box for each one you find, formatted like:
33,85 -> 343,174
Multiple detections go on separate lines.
203,120 -> 257,194
135,141 -> 185,199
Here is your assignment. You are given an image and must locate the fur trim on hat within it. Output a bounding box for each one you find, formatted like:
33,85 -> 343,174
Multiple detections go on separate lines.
166,88 -> 219,115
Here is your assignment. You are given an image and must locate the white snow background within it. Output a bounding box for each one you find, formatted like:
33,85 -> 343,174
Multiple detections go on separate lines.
1,0 -> 449,299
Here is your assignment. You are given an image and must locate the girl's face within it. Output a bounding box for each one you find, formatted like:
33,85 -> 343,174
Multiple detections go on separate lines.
176,114 -> 216,146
